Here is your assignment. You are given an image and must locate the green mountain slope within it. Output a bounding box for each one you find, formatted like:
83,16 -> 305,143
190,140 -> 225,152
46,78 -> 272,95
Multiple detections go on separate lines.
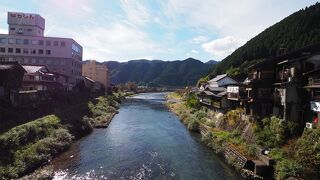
208,2 -> 320,78
103,58 -> 217,87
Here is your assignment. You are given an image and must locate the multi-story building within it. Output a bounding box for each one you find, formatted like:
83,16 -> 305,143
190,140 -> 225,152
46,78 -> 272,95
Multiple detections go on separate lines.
82,60 -> 110,88
241,60 -> 275,118
0,12 -> 83,88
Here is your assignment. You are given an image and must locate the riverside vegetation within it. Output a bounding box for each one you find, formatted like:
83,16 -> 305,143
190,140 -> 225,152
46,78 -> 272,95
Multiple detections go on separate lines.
0,94 -> 121,179
166,91 -> 320,180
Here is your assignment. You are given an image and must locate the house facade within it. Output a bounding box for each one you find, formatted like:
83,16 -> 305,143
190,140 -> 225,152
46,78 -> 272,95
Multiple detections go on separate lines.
0,61 -> 25,98
21,65 -> 66,91
241,60 -> 275,118
198,74 -> 237,111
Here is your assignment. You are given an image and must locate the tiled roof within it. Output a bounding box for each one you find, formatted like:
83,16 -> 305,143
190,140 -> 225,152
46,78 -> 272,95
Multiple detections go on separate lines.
22,65 -> 47,73
207,86 -> 226,92
208,74 -> 228,83
0,62 -> 25,72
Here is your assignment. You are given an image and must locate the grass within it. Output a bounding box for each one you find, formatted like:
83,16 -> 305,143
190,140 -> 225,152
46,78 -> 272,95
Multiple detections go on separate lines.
0,115 -> 73,179
0,94 -> 121,179
87,95 -> 120,127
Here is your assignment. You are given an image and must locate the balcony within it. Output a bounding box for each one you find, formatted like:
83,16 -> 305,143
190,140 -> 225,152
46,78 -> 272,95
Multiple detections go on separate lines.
249,70 -> 273,81
311,79 -> 320,85
276,69 -> 292,82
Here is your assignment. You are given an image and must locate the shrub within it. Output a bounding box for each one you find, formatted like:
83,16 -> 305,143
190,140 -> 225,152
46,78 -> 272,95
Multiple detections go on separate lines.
0,128 -> 73,179
0,115 -> 61,164
194,110 -> 206,120
276,159 -> 302,180
294,128 -> 320,178
186,94 -> 201,109
246,144 -> 258,157
187,117 -> 199,131
254,116 -> 288,148
206,120 -> 215,128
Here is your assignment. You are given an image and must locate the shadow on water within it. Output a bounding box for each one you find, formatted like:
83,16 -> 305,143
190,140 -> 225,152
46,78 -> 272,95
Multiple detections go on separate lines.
51,92 -> 242,180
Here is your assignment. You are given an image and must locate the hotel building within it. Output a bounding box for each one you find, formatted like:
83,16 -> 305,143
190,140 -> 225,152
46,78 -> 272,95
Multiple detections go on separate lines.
82,60 -> 110,88
0,12 -> 83,87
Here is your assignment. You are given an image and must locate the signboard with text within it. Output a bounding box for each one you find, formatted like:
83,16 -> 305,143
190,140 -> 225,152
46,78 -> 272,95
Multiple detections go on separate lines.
8,12 -> 45,29
227,86 -> 239,93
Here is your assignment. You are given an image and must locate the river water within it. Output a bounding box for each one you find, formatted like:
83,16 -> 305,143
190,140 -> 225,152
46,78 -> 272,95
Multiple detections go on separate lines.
52,93 -> 240,180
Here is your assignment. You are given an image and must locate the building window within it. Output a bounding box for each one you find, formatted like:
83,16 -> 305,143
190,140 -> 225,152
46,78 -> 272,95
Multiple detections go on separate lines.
39,40 -> 44,45
46,40 -> 51,46
23,39 -> 29,45
61,41 -> 66,47
27,29 -> 32,32
38,49 -> 44,54
46,50 -> 51,55
23,48 -> 28,54
8,38 -> 15,44
16,48 -> 21,53
0,47 -> 5,53
31,49 -> 36,54
31,40 -> 38,45
10,27 -> 15,31
72,44 -> 81,53
8,48 -> 13,53
16,39 -> 22,44
0,38 -> 6,44
53,41 -> 58,46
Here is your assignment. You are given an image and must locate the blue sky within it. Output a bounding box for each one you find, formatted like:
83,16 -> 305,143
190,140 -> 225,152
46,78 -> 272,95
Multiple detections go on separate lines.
0,0 -> 318,62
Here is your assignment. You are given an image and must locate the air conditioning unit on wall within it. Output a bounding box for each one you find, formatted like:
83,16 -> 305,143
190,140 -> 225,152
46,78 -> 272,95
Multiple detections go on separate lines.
306,122 -> 313,129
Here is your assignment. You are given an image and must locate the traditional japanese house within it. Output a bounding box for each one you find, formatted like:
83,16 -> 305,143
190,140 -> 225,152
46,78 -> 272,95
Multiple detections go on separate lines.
0,61 -> 25,99
273,44 -> 320,125
21,65 -> 65,91
197,74 -> 237,111
241,60 -> 275,118
302,48 -> 320,126
305,69 -> 320,127
227,84 -> 247,109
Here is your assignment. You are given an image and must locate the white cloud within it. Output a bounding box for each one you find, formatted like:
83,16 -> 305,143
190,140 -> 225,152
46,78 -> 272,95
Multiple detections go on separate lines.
191,50 -> 199,54
120,0 -> 151,26
162,0 -> 316,40
191,36 -> 209,44
62,23 -> 161,61
202,36 -> 245,60
34,0 -> 94,18
0,28 -> 7,34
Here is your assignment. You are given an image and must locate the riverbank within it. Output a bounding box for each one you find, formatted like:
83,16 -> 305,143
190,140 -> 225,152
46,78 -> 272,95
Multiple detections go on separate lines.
0,94 -> 122,179
165,92 -> 263,179
166,92 -> 320,180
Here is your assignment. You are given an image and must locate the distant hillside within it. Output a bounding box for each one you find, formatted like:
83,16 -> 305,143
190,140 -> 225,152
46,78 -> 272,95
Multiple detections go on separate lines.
208,2 -> 320,78
103,58 -> 215,87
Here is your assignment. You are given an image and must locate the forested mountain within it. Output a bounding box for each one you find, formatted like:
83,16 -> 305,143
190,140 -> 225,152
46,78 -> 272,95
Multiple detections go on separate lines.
207,2 -> 320,78
102,58 -> 217,87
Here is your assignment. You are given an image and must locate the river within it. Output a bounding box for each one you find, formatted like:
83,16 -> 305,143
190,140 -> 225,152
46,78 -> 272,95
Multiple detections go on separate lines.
52,93 -> 241,180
